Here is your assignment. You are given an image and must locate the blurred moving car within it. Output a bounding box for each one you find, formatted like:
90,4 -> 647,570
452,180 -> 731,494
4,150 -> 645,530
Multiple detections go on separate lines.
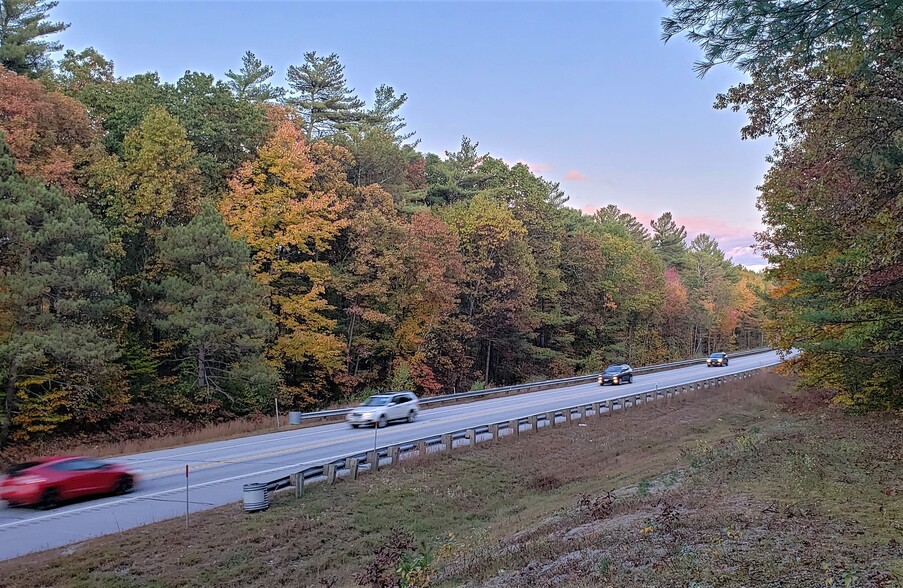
346,391 -> 420,428
0,456 -> 137,509
707,352 -> 729,367
598,364 -> 633,385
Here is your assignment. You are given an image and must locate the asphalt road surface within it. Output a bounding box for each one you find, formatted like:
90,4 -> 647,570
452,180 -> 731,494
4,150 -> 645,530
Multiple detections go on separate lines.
0,349 -> 785,560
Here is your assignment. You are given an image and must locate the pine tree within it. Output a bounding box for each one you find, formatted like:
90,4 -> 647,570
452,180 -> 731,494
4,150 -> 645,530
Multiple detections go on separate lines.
0,0 -> 68,77
225,50 -> 283,103
366,85 -> 416,145
0,132 -> 122,446
286,51 -> 365,140
650,212 -> 688,270
155,205 -> 277,412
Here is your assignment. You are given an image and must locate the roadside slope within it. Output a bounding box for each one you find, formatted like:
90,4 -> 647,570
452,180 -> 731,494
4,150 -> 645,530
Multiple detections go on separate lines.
0,372 -> 899,587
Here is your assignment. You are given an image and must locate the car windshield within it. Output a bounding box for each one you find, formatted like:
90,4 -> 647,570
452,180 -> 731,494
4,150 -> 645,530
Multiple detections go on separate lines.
604,365 -> 621,373
710,353 -> 725,358
361,396 -> 391,407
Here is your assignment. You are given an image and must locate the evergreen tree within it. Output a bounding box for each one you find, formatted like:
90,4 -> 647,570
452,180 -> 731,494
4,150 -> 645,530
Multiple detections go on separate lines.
0,133 -> 122,446
366,84 -> 416,145
286,51 -> 365,140
225,50 -> 283,103
155,205 -> 277,412
650,212 -> 688,270
0,0 -> 67,77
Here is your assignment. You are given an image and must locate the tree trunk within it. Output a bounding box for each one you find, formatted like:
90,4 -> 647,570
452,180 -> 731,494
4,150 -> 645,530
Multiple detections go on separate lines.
198,346 -> 208,391
1,366 -> 16,449
484,340 -> 492,387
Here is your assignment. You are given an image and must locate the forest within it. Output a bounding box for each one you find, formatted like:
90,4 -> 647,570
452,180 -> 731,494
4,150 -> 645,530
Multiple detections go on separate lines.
0,1 -> 768,447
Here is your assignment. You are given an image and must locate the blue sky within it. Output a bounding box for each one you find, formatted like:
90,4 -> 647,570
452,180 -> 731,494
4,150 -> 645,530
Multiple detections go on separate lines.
53,0 -> 773,268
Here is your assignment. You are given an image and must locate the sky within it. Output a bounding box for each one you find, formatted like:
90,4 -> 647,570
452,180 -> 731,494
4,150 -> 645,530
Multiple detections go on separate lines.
52,0 -> 774,269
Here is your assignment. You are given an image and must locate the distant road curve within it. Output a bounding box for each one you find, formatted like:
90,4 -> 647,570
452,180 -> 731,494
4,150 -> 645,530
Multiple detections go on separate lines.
0,349 -> 785,560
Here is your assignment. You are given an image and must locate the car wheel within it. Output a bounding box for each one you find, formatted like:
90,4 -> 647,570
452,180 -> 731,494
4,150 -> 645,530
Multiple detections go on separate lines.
350,423 -> 359,429
38,488 -> 61,510
725,360 -> 729,366
114,475 -> 134,495
377,415 -> 388,428
628,375 -> 633,383
407,410 -> 417,423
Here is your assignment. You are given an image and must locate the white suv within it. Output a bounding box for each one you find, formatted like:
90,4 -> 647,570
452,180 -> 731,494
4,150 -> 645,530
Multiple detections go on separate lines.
346,392 -> 420,428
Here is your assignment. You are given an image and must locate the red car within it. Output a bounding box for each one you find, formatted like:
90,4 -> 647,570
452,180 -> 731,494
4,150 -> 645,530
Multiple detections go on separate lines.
1,456 -> 137,509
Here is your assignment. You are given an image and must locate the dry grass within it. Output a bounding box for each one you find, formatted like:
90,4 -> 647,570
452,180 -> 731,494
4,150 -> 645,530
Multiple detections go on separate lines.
0,373 -> 900,588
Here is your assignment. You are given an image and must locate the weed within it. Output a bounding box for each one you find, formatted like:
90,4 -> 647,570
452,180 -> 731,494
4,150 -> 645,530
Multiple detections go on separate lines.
637,478 -> 651,496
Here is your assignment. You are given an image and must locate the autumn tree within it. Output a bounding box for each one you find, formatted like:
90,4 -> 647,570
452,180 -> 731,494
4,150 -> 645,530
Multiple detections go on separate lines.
106,105 -> 201,231
443,193 -> 538,386
286,51 -> 364,140
0,68 -> 96,195
0,134 -> 123,446
155,205 -> 277,413
56,47 -> 115,95
222,116 -> 349,404
0,0 -> 67,77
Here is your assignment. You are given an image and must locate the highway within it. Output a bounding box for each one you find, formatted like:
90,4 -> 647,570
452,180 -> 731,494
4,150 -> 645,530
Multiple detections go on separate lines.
0,349 -> 784,560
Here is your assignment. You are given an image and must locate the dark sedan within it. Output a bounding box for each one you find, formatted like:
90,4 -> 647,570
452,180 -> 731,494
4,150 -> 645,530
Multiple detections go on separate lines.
598,364 -> 633,385
706,352 -> 729,367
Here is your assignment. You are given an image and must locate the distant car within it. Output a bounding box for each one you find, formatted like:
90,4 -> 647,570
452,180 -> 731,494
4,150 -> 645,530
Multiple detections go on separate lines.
346,391 -> 420,428
0,456 -> 137,509
598,364 -> 633,385
707,352 -> 729,367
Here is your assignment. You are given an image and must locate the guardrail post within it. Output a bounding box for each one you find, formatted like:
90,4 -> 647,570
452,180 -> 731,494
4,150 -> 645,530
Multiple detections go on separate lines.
489,423 -> 499,441
509,419 -> 520,437
591,402 -> 600,417
416,440 -> 428,457
546,411 -> 557,427
442,434 -> 453,451
528,415 -> 538,431
290,473 -> 303,497
389,445 -> 400,465
605,400 -> 612,416
367,450 -> 379,472
348,458 -> 359,480
564,408 -> 572,424
636,395 -> 643,408
326,463 -> 338,484
466,428 -> 477,446
578,405 -> 587,420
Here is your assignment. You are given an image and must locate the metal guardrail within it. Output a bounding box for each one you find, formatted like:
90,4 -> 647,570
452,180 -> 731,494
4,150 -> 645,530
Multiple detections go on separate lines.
245,365 -> 771,506
294,347 -> 773,422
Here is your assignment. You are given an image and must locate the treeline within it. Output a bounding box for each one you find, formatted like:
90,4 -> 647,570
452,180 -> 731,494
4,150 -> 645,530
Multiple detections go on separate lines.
0,1 -> 766,446
664,0 -> 903,409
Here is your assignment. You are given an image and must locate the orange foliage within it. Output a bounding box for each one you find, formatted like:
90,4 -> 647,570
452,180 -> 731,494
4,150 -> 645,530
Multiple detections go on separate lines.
0,68 -> 96,195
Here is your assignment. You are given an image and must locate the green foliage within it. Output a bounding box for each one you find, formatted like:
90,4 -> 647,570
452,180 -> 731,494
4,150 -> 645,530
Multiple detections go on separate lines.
665,0 -> 903,407
286,51 -> 365,140
0,0 -> 68,77
225,50 -> 283,103
0,132 -> 123,445
155,205 -> 277,413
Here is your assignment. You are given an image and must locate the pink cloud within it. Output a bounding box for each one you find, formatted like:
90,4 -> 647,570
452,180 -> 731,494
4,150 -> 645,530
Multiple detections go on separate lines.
519,160 -> 554,174
500,159 -> 555,174
565,170 -> 589,181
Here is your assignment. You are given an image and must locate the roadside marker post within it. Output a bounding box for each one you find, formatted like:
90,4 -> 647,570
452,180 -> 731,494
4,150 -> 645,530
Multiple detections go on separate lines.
185,465 -> 189,529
